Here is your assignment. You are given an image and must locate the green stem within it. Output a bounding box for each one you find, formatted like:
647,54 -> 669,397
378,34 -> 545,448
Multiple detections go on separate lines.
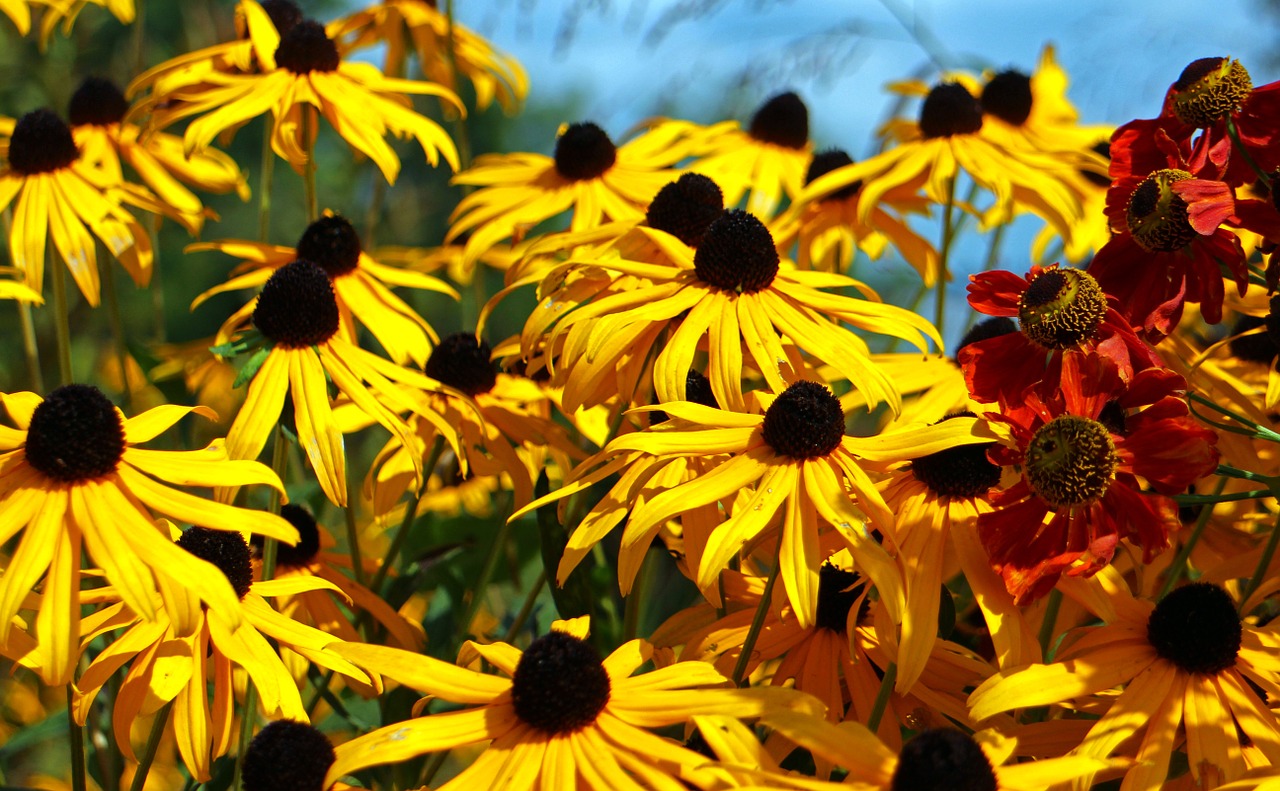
128,701 -> 173,791
417,750 -> 449,788
17,300 -> 43,393
442,0 -> 473,174
1160,477 -> 1228,600
257,125 -> 275,242
100,244 -> 132,410
304,669 -> 335,717
261,424 -> 290,582
369,436 -> 446,595
731,562 -> 779,687
1037,588 -> 1063,660
934,175 -> 958,348
1225,118 -> 1272,187
1239,500 -> 1280,615
302,106 -> 318,223
149,214 -> 166,343
67,686 -> 87,791
622,552 -> 648,643
50,248 -> 73,386
502,570 -> 547,643
343,499 -> 367,588
231,682 -> 260,791
865,662 -> 897,733
455,513 -> 514,644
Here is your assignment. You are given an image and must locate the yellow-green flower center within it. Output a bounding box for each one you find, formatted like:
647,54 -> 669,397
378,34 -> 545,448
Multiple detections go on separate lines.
1017,268 -> 1107,349
1171,57 -> 1253,128
1024,415 -> 1117,508
1126,169 -> 1197,252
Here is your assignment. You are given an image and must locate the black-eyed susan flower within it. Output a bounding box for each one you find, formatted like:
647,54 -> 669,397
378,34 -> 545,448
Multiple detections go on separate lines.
72,527 -> 374,783
242,719 -> 361,791
0,385 -> 298,686
0,0 -> 30,32
326,617 -> 825,790
969,571 -> 1280,789
132,11 -> 461,184
32,0 -> 134,47
192,212 -> 457,366
0,108 -> 155,306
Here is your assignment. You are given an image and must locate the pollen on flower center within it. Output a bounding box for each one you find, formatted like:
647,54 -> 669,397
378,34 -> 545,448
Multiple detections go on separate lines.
919,82 -> 984,139
814,563 -> 867,632
242,719 -> 336,791
1126,169 -> 1197,253
68,77 -> 130,126
24,384 -> 126,482
1023,415 -> 1118,509
645,173 -> 725,247
747,91 -> 809,150
552,122 -> 617,182
911,415 -> 1001,499
252,504 -> 321,569
252,260 -> 341,348
511,631 -> 611,735
425,333 -> 497,396
693,209 -> 779,293
177,527 -> 254,600
761,380 -> 845,460
805,149 -> 861,201
1147,582 -> 1242,675
259,0 -> 303,36
1171,57 -> 1253,128
890,729 -> 998,791
1017,267 -> 1107,349
7,109 -> 79,175
296,215 -> 362,278
274,19 -> 340,74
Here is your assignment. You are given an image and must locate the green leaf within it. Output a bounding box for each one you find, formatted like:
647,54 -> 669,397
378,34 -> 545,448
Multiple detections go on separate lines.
232,345 -> 272,388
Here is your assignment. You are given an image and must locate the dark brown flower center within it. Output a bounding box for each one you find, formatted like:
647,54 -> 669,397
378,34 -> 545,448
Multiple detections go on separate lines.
919,83 -> 984,139
1081,140 -> 1112,188
511,631 -> 611,734
814,563 -> 866,632
645,173 -> 725,247
761,380 -> 844,460
296,215 -> 362,278
891,729 -> 997,791
747,91 -> 809,150
252,503 -> 321,569
1228,313 -> 1280,364
981,70 -> 1033,126
1126,168 -> 1197,252
1171,57 -> 1253,128
553,122 -> 617,182
649,369 -> 718,425
1024,415 -> 1117,508
805,149 -> 861,201
955,316 -> 1017,364
1147,582 -> 1241,675
24,384 -> 125,482
177,527 -> 254,600
7,109 -> 79,175
692,209 -> 779,293
425,333 -> 496,396
253,260 -> 341,348
68,77 -> 129,126
274,20 -> 340,74
260,0 -> 303,36
242,719 -> 335,791
911,415 -> 1001,499
1017,268 -> 1107,349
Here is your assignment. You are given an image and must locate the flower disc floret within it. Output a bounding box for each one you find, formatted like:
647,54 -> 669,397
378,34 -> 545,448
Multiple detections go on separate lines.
274,19 -> 340,74
1147,582 -> 1242,675
259,0 -> 303,36
805,149 -> 861,200
1171,57 -> 1253,128
552,122 -> 617,182
692,209 -> 779,293
1017,268 -> 1107,349
747,91 -> 809,149
252,260 -> 341,348
919,83 -> 984,139
814,563 -> 865,632
8,109 -> 79,175
425,333 -> 496,396
760,380 -> 844,460
912,423 -> 1001,499
68,77 -> 129,126
1023,415 -> 1117,508
1126,169 -> 1197,253
24,384 -> 126,482
296,215 -> 362,278
242,719 -> 335,791
177,526 -> 254,600
645,173 -> 724,247
955,316 -> 1017,363
253,504 -> 321,569
981,70 -> 1034,126
510,631 -> 611,734
890,729 -> 998,791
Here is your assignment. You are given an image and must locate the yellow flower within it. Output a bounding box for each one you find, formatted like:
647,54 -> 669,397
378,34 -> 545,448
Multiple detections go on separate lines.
0,0 -> 31,32
31,0 -> 134,47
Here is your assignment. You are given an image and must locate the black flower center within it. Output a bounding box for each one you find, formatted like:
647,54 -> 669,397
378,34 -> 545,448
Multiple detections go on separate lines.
242,719 -> 335,791
1147,582 -> 1242,675
252,503 -> 321,569
1171,57 -> 1253,128
955,316 -> 1017,364
761,380 -> 844,460
911,415 -> 1001,499
511,631 -> 611,734
24,384 -> 126,482
805,149 -> 861,201
980,70 -> 1033,126
253,260 -> 341,348
747,91 -> 809,150
553,122 -> 617,182
296,215 -> 362,278
1024,415 -> 1117,508
1017,268 -> 1107,349
693,210 -> 779,293
1081,140 -> 1112,188
260,0 -> 303,36
274,20 -> 340,74
649,369 -> 718,425
919,83 -> 984,139
890,729 -> 998,791
425,333 -> 496,396
68,77 -> 129,126
645,173 -> 725,247
1126,169 -> 1197,253
1228,314 -> 1280,364
7,109 -> 79,175
177,527 -> 254,600
814,563 -> 866,632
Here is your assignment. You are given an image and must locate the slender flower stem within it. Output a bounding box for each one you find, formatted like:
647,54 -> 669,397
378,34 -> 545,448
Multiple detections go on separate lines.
456,510 -> 514,645
442,0 -> 473,175
302,106 -> 318,223
344,499 -> 367,588
231,683 -> 261,791
622,552 -> 648,643
934,175 -> 958,347
50,249 -> 73,386
865,662 -> 898,733
99,244 -> 132,410
17,301 -> 42,393
1160,476 -> 1228,600
1037,588 -> 1063,659
257,126 -> 275,242
67,686 -> 87,791
502,570 -> 547,643
1240,497 -> 1280,615
128,701 -> 173,791
731,562 -> 779,687
149,215 -> 166,343
261,424 -> 290,582
369,436 -> 446,595
1225,118 -> 1272,188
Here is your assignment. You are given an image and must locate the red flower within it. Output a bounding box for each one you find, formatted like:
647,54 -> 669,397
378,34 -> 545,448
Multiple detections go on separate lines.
958,264 -> 1163,407
977,353 -> 1219,604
